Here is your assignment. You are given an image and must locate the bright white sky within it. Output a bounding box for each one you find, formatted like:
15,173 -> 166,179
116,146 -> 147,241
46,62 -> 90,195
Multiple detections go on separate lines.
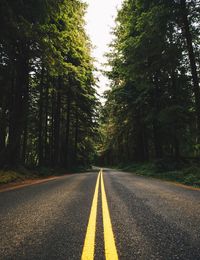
84,0 -> 123,98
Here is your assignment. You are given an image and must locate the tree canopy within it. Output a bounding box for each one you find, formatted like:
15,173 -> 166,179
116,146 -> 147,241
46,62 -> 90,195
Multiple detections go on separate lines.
0,0 -> 98,169
99,0 -> 200,166
1,0 -> 200,171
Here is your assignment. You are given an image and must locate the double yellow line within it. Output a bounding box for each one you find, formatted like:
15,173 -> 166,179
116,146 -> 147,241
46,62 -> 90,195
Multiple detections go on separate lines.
82,169 -> 118,260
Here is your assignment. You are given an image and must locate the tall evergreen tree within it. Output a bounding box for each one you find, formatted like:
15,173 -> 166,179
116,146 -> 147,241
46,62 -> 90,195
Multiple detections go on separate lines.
0,0 -> 98,169
99,0 -> 200,165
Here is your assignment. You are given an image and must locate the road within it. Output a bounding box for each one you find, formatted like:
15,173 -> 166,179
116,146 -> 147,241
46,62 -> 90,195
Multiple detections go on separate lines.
0,169 -> 200,260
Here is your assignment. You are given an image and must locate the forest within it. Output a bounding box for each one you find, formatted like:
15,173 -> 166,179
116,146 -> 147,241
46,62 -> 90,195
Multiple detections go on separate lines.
0,0 -> 200,185
0,0 -> 98,172
99,0 -> 200,173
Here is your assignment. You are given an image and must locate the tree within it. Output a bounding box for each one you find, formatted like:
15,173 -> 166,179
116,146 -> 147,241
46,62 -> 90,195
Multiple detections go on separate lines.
0,0 -> 98,169
99,0 -> 199,165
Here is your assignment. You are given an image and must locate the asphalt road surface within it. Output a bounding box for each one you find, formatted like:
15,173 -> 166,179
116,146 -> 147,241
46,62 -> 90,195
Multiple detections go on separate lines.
0,169 -> 200,260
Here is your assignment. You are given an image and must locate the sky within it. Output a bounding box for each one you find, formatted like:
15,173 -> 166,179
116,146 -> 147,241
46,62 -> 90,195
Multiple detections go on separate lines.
84,0 -> 123,98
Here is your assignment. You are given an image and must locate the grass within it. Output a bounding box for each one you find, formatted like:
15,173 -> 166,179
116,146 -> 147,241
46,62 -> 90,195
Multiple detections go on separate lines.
0,169 -> 35,185
120,161 -> 200,188
0,165 -> 93,186
0,166 -> 62,185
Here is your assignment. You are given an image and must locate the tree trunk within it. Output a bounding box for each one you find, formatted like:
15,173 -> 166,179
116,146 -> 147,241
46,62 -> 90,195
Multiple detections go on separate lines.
153,121 -> 163,159
7,45 -> 29,167
135,110 -> 148,162
65,90 -> 71,169
180,0 -> 200,142
22,120 -> 28,164
0,96 -> 6,153
50,91 -> 55,166
21,77 -> 30,165
38,64 -> 45,166
74,106 -> 79,166
44,77 -> 49,164
170,70 -> 180,160
152,74 -> 163,159
54,77 -> 62,166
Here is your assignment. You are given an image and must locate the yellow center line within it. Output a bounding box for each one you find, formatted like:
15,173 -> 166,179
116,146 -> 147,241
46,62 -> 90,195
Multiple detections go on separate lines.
81,171 -> 100,260
101,169 -> 119,260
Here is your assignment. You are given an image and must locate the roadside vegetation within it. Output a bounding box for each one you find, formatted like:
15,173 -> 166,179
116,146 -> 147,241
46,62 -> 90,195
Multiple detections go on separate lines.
0,165 -> 92,185
120,161 -> 200,187
98,0 -> 200,187
0,170 -> 29,185
0,167 -> 63,185
1,0 -> 200,187
0,0 -> 98,181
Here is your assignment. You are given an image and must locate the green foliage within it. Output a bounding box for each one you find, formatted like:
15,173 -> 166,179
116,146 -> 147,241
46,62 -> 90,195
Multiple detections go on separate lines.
121,163 -> 200,187
0,0 -> 98,170
0,171 -> 25,185
98,0 -> 200,166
